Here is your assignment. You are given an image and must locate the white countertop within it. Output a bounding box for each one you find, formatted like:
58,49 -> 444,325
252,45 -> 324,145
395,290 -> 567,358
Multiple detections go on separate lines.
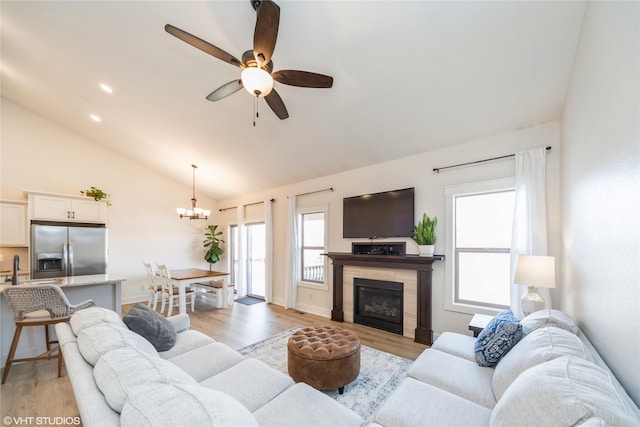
0,274 -> 126,291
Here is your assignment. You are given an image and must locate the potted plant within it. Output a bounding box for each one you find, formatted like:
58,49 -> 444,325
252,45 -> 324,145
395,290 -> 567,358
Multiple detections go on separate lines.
413,213 -> 437,256
203,225 -> 224,270
81,187 -> 112,206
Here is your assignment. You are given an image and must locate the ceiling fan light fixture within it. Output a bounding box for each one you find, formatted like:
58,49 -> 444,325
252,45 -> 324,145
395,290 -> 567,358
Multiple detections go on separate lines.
241,67 -> 273,97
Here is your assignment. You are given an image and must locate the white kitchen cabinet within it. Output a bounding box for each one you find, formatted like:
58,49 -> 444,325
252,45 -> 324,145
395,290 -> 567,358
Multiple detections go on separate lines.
0,201 -> 28,247
27,192 -> 107,223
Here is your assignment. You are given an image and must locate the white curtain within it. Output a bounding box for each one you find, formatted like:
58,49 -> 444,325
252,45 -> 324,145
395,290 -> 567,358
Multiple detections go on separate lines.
510,147 -> 549,319
284,195 -> 299,309
236,205 -> 247,298
264,199 -> 274,303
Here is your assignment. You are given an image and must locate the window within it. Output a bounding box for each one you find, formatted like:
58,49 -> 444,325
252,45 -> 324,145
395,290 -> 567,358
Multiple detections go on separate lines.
298,206 -> 328,289
445,179 -> 515,314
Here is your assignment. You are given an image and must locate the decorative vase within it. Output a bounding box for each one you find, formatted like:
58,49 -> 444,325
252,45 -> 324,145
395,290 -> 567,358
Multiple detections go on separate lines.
418,245 -> 435,257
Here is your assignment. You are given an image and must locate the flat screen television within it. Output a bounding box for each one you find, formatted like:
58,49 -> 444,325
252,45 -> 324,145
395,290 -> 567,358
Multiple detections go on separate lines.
343,187 -> 415,238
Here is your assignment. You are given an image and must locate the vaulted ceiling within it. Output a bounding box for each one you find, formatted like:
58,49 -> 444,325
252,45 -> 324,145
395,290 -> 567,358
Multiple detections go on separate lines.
1,1 -> 586,199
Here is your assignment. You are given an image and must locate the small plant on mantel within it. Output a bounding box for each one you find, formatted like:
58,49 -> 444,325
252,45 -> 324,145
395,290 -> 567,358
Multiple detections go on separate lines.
81,187 -> 112,206
412,213 -> 437,256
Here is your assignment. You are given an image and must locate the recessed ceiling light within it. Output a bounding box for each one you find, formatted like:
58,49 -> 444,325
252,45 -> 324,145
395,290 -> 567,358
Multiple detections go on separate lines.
99,83 -> 113,94
90,114 -> 102,122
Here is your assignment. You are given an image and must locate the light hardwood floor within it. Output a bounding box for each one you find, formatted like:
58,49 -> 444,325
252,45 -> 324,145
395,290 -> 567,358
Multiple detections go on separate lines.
0,297 -> 428,422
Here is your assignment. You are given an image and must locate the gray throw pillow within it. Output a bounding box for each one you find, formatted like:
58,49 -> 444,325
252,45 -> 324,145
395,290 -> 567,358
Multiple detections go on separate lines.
123,303 -> 177,351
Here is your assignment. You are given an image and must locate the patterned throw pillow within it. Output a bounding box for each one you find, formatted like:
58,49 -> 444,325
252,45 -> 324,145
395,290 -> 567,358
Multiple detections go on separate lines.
474,309 -> 523,367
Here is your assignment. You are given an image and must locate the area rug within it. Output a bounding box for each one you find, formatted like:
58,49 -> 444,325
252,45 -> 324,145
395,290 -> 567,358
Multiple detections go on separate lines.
234,296 -> 265,305
238,328 -> 412,423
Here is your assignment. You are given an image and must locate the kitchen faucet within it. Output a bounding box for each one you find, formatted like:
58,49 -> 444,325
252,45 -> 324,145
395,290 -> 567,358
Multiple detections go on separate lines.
12,255 -> 20,285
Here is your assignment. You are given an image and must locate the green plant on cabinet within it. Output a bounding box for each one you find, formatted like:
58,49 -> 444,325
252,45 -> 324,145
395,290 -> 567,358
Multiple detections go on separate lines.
81,187 -> 112,206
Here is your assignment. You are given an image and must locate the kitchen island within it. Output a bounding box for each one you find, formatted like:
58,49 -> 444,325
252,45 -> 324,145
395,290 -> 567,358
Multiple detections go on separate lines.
0,274 -> 124,367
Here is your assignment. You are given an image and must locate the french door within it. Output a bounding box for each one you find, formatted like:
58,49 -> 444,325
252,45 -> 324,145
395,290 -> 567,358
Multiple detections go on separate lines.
230,222 -> 266,298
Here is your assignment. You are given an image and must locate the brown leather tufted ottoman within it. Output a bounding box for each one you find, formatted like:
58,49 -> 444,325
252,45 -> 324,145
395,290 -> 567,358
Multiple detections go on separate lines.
287,326 -> 360,394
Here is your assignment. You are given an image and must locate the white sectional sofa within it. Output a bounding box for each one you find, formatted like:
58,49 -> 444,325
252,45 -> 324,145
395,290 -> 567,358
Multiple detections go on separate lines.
372,310 -> 640,426
58,306 -> 640,426
56,306 -> 363,427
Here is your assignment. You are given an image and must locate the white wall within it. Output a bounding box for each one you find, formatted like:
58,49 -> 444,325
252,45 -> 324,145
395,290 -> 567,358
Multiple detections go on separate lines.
561,1 -> 640,404
218,121 -> 561,336
0,98 -> 218,304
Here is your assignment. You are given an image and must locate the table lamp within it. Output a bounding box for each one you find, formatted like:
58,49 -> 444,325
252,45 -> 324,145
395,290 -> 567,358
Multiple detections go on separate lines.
514,255 -> 556,316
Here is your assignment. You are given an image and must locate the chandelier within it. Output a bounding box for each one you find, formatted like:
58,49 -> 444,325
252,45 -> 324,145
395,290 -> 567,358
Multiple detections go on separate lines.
176,164 -> 211,220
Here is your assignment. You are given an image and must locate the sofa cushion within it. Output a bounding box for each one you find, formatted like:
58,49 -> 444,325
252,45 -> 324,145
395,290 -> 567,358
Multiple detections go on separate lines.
253,382 -> 363,427
164,313 -> 190,333
168,342 -> 245,382
431,332 -> 477,362
120,383 -> 259,427
123,303 -> 177,351
407,349 -> 496,408
158,329 -> 215,360
77,323 -> 158,366
374,377 -> 492,427
520,309 -> 579,335
491,356 -> 639,427
492,326 -> 592,399
94,346 -> 196,412
199,358 -> 294,412
474,309 -> 523,367
70,306 -> 127,335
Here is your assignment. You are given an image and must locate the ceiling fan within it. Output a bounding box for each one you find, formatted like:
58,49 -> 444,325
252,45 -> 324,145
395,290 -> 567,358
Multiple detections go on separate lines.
165,0 -> 333,121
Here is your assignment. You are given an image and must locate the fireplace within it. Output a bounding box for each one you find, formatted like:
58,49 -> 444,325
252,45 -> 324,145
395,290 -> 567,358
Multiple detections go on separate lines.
353,278 -> 403,335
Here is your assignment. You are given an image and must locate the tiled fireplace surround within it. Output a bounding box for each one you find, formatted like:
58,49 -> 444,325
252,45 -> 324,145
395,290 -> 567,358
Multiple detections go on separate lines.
326,252 -> 443,345
344,266 -> 417,339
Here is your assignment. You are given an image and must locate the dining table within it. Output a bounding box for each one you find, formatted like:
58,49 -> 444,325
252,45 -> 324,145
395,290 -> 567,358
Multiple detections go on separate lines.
169,268 -> 230,315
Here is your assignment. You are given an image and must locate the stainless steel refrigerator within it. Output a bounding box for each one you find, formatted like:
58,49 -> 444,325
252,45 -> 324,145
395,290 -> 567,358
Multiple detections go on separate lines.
31,221 -> 107,279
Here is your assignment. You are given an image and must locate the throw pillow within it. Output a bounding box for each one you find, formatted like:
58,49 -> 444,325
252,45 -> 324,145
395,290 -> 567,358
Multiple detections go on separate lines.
123,303 -> 177,351
492,326 -> 592,400
70,306 -> 127,335
491,357 -> 638,426
474,309 -> 523,367
94,346 -> 196,412
77,323 -> 158,366
120,383 -> 260,427
519,309 -> 579,335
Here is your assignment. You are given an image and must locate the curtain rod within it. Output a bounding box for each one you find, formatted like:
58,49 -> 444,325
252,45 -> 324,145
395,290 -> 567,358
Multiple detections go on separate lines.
219,198 -> 275,212
433,146 -> 552,174
293,187 -> 334,198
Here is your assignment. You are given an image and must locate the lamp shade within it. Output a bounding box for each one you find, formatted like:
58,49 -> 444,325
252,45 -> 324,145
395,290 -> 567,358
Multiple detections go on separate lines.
241,67 -> 274,97
514,255 -> 556,289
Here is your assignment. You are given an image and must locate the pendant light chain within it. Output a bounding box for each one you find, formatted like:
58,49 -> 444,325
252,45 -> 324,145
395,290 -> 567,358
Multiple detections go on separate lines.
253,95 -> 260,127
191,164 -> 197,202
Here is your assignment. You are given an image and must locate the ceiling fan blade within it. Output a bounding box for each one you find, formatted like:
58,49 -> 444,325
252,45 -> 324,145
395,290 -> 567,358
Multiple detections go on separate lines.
272,70 -> 334,88
253,0 -> 280,67
165,24 -> 243,68
206,80 -> 243,102
264,89 -> 289,120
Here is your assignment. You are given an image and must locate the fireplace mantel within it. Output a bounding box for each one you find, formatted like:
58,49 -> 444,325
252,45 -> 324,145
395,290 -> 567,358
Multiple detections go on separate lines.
325,252 -> 444,345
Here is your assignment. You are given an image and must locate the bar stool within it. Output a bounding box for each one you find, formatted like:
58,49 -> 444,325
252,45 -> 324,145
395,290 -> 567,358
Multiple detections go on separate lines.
1,285 -> 95,384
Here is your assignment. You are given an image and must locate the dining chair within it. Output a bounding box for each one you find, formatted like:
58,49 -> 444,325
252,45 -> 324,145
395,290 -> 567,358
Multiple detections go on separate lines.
156,263 -> 195,316
1,285 -> 95,384
142,261 -> 162,311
